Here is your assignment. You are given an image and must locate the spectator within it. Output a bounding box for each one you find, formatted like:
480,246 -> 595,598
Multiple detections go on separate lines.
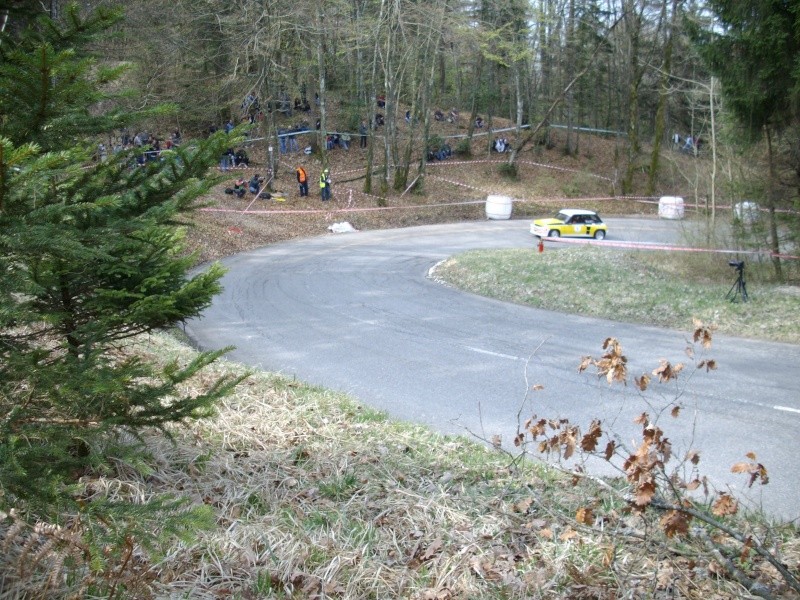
434,109 -> 444,121
340,132 -> 351,150
359,120 -> 368,148
296,166 -> 309,197
278,128 -> 287,154
287,129 -> 299,153
249,174 -> 265,195
234,149 -> 250,168
475,116 -> 484,128
319,168 -> 332,201
224,119 -> 235,134
232,178 -> 246,198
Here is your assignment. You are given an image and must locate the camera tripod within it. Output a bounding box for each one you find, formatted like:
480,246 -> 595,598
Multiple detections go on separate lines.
726,264 -> 749,303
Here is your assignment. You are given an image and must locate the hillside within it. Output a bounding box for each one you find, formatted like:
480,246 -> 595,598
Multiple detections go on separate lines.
185,106 -> 682,263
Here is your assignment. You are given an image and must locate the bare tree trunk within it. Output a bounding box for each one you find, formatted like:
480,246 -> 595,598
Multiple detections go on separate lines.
622,0 -> 644,194
315,6 -> 329,170
765,127 -> 783,281
364,0 -> 387,199
646,0 -> 678,196
565,0 -> 577,155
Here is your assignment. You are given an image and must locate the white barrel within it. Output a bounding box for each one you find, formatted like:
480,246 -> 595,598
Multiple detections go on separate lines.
658,196 -> 685,220
485,195 -> 513,220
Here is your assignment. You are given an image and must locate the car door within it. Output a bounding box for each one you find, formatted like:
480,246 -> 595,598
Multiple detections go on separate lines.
567,215 -> 587,236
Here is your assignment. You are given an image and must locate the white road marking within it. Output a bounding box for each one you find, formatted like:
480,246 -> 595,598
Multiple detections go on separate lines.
773,405 -> 800,415
465,346 -> 522,361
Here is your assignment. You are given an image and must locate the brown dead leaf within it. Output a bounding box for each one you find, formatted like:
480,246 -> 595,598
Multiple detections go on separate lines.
634,481 -> 656,507
686,449 -> 700,465
580,419 -> 602,452
512,498 -> 534,514
693,319 -> 714,348
670,405 -> 681,418
633,412 -> 649,425
660,510 -> 690,538
575,507 -> 594,525
635,373 -> 650,391
708,560 -> 725,577
559,528 -> 579,541
578,356 -> 593,373
491,435 -> 502,449
711,493 -> 738,516
656,560 -> 675,589
604,440 -> 616,461
422,538 -> 443,561
531,384 -> 544,391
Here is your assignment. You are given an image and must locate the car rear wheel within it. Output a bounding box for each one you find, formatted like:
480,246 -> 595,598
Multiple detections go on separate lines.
594,230 -> 606,240
548,229 -> 560,238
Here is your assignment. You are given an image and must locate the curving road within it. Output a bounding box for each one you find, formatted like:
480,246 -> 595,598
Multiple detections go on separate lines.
186,219 -> 800,520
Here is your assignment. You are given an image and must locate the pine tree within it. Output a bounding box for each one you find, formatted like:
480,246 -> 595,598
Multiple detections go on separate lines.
0,3 -> 243,524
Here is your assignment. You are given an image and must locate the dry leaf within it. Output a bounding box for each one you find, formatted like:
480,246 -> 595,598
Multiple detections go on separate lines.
711,493 -> 738,516
635,373 -> 650,391
686,449 -> 700,465
512,498 -> 534,513
604,440 -> 616,461
576,507 -> 594,525
559,528 -> 578,541
660,510 -> 690,538
422,538 -> 443,561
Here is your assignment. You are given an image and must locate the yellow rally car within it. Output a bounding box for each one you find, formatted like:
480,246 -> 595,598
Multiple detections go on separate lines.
530,209 -> 608,240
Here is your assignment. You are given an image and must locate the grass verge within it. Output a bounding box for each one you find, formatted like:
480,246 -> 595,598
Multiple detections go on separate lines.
431,246 -> 800,344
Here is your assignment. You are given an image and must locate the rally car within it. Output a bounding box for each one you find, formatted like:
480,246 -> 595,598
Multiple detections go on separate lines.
530,209 -> 608,239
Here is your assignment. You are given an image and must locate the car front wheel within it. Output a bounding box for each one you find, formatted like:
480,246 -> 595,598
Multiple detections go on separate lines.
594,230 -> 606,240
548,229 -> 560,238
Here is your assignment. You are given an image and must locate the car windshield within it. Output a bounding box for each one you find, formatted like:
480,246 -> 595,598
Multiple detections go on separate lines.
555,212 -> 570,222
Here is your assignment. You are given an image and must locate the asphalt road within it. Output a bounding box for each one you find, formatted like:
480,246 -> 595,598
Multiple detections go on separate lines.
185,218 -> 800,521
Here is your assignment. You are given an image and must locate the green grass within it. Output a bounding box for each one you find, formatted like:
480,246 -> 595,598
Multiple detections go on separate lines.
433,246 -> 800,344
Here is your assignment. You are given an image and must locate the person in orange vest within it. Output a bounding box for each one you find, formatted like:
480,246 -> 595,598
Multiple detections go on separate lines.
296,166 -> 308,197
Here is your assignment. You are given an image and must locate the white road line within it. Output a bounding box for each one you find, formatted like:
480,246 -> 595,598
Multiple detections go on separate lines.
774,405 -> 800,415
465,346 -> 522,361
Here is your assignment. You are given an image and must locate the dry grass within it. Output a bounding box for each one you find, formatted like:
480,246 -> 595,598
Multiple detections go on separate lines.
3,334 -> 799,599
